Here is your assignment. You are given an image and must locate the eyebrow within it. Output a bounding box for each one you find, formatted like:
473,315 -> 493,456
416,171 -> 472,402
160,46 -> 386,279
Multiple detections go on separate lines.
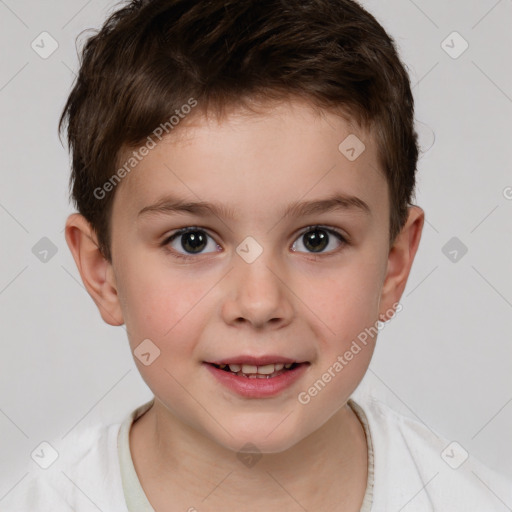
137,192 -> 371,220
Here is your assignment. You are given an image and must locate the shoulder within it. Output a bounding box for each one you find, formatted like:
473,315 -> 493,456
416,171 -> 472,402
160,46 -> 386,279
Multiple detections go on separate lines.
351,393 -> 512,511
0,420 -> 127,512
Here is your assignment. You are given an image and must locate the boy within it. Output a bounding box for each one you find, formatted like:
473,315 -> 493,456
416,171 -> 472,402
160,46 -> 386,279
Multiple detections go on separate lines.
3,0 -> 511,510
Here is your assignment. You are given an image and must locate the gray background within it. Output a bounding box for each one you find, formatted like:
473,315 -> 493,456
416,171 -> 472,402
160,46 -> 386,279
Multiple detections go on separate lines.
1,0 -> 511,498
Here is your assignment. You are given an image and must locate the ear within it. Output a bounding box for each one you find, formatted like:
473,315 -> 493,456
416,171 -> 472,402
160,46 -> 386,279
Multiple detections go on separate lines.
378,206 -> 424,321
64,213 -> 124,326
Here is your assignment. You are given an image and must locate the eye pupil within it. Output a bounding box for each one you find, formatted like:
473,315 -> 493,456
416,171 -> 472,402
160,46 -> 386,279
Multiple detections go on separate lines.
304,229 -> 328,252
182,231 -> 207,253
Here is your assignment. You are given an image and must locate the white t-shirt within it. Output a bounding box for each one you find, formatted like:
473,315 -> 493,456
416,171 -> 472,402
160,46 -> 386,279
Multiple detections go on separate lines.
2,393 -> 511,511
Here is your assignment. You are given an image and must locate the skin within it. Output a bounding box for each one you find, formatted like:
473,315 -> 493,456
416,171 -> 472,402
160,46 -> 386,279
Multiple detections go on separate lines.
65,97 -> 424,511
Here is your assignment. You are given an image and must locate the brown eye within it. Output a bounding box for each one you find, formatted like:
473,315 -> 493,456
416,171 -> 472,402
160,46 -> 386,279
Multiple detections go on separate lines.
179,230 -> 208,253
163,227 -> 220,258
291,226 -> 346,255
302,228 -> 329,252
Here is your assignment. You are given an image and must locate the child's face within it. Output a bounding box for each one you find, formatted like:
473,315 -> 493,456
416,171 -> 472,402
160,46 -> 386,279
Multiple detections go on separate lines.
85,98 -> 421,452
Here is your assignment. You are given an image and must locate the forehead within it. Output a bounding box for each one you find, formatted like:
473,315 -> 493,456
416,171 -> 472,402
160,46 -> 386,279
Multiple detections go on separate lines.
113,99 -> 387,223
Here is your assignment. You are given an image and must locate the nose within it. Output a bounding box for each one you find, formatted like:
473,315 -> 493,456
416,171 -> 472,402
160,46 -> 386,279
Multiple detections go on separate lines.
221,252 -> 294,330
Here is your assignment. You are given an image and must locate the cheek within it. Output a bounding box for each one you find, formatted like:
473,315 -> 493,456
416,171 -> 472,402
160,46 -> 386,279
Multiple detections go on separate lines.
118,265 -> 210,394
297,258 -> 382,340
116,255 -> 211,347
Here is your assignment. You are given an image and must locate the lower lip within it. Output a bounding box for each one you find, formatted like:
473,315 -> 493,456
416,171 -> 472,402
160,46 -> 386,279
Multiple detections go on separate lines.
203,363 -> 310,398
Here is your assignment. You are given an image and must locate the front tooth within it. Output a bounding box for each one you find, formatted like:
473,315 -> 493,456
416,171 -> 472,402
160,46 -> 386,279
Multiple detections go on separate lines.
257,364 -> 276,375
228,363 -> 289,375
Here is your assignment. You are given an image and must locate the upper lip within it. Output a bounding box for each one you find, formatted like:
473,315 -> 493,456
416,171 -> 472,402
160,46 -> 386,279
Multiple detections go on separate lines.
206,355 -> 308,366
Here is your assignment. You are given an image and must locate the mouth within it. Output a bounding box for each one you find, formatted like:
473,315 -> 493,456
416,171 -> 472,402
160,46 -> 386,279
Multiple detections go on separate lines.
203,359 -> 311,398
206,361 -> 306,379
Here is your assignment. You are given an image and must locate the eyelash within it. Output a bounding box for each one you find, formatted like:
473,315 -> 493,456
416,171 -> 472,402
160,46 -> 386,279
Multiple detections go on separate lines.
161,225 -> 349,261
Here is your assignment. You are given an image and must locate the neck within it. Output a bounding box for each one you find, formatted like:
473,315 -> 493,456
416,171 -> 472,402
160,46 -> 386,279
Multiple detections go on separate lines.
130,400 -> 368,511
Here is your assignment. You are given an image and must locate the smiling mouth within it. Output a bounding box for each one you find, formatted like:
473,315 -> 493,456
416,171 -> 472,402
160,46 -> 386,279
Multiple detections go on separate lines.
208,362 -> 306,378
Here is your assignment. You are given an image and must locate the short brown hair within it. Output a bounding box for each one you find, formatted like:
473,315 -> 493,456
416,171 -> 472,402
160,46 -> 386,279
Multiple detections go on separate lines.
59,0 -> 419,262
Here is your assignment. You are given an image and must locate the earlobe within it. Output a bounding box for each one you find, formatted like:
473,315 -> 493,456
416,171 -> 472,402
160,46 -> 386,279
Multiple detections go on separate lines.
378,206 -> 424,321
64,213 -> 124,326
